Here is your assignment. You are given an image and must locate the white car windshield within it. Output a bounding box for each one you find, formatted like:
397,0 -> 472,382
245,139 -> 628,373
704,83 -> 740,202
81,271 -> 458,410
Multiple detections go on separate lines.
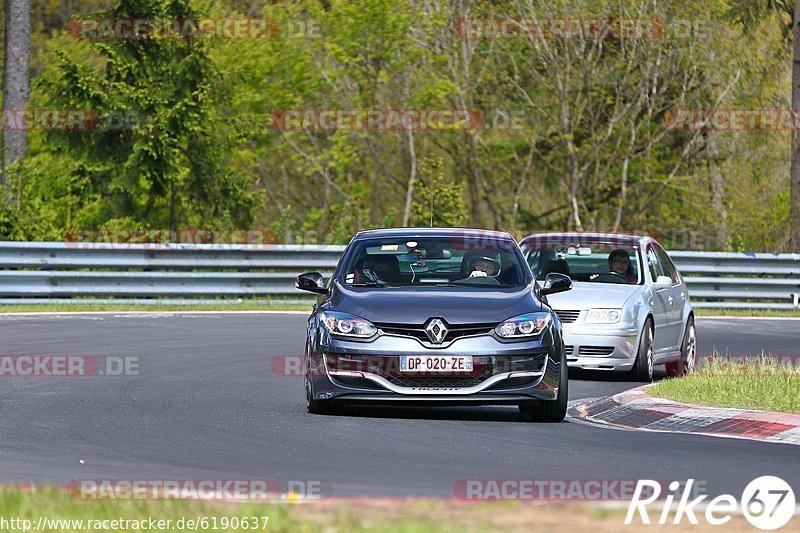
522,243 -> 642,285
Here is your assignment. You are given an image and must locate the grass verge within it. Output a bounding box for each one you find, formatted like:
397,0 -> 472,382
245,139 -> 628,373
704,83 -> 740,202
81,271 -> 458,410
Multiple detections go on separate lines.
0,301 -> 312,313
648,356 -> 800,414
0,487 -> 761,532
694,307 -> 800,318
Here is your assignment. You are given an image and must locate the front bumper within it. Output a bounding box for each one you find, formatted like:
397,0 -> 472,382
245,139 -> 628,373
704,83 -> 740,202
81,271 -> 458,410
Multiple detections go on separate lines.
562,323 -> 639,371
307,332 -> 563,404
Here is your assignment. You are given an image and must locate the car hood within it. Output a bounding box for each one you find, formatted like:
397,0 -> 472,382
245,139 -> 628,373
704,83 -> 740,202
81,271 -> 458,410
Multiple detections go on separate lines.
545,281 -> 641,310
327,282 -> 540,324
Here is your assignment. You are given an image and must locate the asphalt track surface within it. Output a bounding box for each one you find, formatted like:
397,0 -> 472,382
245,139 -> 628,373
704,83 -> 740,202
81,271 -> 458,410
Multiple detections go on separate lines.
0,313 -> 798,499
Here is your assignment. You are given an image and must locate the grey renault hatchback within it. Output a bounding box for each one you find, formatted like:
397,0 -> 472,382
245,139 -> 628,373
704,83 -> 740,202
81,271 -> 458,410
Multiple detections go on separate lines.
296,228 -> 573,422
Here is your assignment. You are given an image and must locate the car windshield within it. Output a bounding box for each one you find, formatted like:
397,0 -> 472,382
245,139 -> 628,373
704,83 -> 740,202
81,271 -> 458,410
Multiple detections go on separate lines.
522,240 -> 642,285
339,236 -> 529,288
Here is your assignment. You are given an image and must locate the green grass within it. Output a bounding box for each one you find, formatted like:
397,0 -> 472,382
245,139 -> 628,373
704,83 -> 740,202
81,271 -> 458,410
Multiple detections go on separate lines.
694,307 -> 800,318
0,301 -> 312,313
0,487 -> 632,532
648,356 -> 800,414
0,487 -> 473,532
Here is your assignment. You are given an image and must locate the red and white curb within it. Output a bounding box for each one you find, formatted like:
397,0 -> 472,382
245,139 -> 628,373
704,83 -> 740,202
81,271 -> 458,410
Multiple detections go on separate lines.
570,387 -> 800,445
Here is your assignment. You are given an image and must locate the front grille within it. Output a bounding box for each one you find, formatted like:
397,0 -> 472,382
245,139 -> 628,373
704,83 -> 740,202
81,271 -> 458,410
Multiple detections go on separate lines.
326,353 -> 546,390
374,321 -> 495,345
578,345 -> 615,356
555,309 -> 581,323
384,375 -> 488,388
565,345 -> 574,356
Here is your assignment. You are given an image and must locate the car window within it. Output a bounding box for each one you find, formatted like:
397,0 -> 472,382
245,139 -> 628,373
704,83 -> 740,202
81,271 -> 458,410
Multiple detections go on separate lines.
339,236 -> 529,288
520,242 -> 641,285
646,245 -> 663,282
655,245 -> 679,283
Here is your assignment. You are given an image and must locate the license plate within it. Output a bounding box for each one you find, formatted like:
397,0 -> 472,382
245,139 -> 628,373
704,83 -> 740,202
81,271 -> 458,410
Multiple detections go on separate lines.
399,355 -> 473,373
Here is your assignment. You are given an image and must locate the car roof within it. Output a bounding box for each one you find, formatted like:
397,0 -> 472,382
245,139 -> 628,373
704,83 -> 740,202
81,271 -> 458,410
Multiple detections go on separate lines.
353,227 -> 514,240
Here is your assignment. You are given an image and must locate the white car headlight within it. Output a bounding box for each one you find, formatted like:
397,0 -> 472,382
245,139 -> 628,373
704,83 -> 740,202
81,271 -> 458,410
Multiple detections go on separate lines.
585,308 -> 622,324
320,311 -> 377,338
495,312 -> 551,338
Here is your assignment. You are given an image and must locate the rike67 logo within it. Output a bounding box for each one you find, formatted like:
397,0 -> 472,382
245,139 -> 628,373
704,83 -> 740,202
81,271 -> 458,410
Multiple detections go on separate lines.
627,477 -> 796,530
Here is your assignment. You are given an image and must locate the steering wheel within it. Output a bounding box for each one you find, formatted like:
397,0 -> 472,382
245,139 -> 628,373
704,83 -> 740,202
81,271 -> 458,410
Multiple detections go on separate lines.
590,271 -> 629,284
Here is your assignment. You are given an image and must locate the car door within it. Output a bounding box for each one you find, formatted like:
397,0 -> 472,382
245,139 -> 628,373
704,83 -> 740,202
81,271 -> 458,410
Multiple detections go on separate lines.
655,245 -> 686,351
645,244 -> 674,356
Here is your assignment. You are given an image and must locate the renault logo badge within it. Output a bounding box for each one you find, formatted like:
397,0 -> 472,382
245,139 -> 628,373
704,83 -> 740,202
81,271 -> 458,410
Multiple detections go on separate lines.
425,318 -> 448,344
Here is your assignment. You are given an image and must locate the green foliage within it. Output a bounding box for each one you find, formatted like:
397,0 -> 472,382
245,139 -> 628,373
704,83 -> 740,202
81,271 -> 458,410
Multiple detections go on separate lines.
409,159 -> 468,228
1,0 -> 794,251
7,0 -> 260,239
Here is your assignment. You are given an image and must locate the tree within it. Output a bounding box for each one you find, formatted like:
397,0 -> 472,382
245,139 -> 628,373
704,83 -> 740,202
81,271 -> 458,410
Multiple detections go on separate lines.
33,0 -> 259,233
729,0 -> 800,250
1,0 -> 31,205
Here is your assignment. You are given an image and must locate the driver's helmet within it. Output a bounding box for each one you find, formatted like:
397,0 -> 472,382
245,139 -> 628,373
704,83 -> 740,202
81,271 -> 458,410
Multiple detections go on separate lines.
362,255 -> 399,283
468,252 -> 501,276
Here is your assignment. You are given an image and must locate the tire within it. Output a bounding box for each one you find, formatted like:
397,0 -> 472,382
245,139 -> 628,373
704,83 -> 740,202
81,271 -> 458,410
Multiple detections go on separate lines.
307,398 -> 336,415
666,317 -> 696,377
305,381 -> 337,415
521,349 -> 568,423
630,319 -> 654,382
305,351 -> 336,415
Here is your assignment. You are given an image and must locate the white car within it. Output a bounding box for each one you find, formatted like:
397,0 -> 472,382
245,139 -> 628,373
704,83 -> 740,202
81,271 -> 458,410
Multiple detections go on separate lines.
520,232 -> 696,381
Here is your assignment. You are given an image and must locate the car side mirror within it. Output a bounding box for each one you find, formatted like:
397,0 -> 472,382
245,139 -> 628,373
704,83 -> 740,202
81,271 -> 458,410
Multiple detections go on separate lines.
541,273 -> 572,296
296,272 -> 328,294
654,275 -> 673,289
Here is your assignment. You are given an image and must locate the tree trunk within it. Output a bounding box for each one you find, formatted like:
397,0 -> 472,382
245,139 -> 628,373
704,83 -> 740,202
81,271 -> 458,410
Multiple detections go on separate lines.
790,0 -> 800,250
1,0 -> 31,205
401,128 -> 417,226
168,182 -> 176,234
706,130 -> 728,249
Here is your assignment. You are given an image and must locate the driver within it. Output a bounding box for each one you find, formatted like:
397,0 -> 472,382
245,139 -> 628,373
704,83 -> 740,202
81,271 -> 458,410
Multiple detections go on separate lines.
469,254 -> 501,278
608,249 -> 636,283
361,255 -> 400,284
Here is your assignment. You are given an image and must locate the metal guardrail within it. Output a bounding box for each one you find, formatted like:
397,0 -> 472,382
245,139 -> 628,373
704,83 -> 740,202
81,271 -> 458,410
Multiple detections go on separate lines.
0,242 -> 798,309
669,251 -> 800,309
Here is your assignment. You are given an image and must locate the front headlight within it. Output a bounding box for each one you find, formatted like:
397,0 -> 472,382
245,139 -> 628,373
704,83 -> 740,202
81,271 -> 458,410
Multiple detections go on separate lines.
585,308 -> 622,324
319,311 -> 377,338
495,312 -> 551,338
